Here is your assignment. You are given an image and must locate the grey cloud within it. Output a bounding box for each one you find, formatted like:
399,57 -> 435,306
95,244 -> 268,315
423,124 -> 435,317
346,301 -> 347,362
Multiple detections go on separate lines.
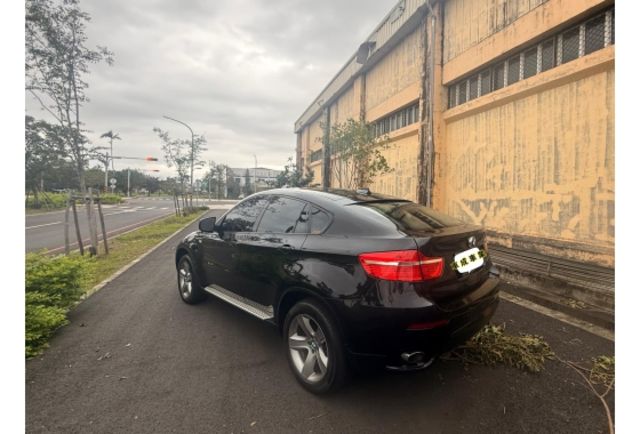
27,0 -> 396,177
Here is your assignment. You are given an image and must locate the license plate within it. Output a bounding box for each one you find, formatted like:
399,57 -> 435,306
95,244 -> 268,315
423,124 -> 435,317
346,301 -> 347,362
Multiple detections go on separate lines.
452,247 -> 485,274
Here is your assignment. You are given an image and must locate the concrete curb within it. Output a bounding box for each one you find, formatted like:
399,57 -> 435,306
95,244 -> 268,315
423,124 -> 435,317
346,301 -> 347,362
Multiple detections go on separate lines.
79,211 -> 207,302
500,292 -> 614,342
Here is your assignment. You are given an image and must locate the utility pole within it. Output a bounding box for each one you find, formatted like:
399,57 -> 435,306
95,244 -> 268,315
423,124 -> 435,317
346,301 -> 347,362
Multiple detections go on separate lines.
163,115 -> 195,192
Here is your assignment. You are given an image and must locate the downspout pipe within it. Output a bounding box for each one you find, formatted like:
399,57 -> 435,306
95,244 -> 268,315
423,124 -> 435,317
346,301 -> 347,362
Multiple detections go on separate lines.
424,0 -> 438,207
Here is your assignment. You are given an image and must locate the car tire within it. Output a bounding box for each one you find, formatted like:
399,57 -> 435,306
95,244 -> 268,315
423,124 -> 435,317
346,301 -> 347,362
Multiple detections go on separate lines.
283,298 -> 348,394
177,255 -> 206,304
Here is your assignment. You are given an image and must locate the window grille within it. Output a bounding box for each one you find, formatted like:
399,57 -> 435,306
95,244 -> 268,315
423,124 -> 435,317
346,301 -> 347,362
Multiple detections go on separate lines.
480,69 -> 491,95
493,63 -> 505,90
523,48 -> 537,79
585,15 -> 605,55
446,6 -> 613,109
469,76 -> 479,100
541,38 -> 555,72
507,56 -> 520,85
561,27 -> 580,64
458,81 -> 467,104
373,102 -> 420,136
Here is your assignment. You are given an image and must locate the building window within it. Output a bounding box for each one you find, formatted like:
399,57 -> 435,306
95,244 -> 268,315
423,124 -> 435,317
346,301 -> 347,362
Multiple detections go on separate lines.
373,102 -> 419,136
585,15 -> 605,55
480,69 -> 491,96
493,63 -> 505,91
523,47 -> 537,79
469,76 -> 478,100
560,26 -> 580,64
458,81 -> 467,104
541,38 -> 555,72
446,6 -> 613,109
310,149 -> 322,162
507,56 -> 520,85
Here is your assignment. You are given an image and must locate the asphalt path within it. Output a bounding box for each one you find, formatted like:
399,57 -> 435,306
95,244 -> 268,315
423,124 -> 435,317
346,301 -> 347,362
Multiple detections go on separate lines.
26,210 -> 615,433
25,197 -> 236,254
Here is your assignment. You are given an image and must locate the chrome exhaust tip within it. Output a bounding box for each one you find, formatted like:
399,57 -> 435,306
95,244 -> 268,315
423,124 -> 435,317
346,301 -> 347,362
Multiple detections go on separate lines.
386,352 -> 433,371
401,351 -> 425,364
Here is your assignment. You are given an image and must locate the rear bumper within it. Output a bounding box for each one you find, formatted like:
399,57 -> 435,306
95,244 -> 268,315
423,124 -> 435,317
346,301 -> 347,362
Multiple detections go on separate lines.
334,275 -> 500,365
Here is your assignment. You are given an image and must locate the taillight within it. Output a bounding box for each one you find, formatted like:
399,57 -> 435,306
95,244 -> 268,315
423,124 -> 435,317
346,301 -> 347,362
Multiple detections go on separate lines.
358,250 -> 444,282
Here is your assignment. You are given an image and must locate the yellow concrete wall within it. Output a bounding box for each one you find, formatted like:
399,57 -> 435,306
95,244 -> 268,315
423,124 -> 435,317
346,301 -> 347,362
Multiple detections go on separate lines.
370,129 -> 421,201
440,65 -> 614,252
443,0 -> 548,63
330,86 -> 356,126
365,28 -> 422,112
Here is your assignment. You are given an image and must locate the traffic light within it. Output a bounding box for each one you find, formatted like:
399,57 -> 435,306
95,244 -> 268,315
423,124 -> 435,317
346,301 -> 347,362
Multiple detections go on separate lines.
145,156 -> 158,161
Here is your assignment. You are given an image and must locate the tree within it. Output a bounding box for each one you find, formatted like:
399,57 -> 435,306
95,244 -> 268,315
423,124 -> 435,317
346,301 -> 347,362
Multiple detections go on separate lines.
100,131 -> 120,168
204,161 -> 229,199
154,127 -> 206,193
275,157 -> 313,188
26,0 -> 114,194
25,115 -> 67,206
327,118 -> 392,189
100,130 -> 121,183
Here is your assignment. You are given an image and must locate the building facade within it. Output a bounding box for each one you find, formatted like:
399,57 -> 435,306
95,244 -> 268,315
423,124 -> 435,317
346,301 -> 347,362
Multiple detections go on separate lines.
229,167 -> 283,191
294,0 -> 615,309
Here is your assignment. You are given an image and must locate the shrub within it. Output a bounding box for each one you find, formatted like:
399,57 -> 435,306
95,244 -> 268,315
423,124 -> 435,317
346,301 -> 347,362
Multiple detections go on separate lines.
99,193 -> 123,205
25,192 -> 123,209
25,252 -> 93,357
26,253 -> 93,308
26,303 -> 68,358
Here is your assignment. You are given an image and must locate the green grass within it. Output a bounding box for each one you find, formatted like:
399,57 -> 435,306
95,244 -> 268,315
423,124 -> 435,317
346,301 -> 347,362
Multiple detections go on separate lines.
84,212 -> 204,288
26,210 -> 206,357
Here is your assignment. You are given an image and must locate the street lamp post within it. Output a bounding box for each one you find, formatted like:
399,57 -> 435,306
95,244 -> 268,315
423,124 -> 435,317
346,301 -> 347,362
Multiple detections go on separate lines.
163,115 -> 195,192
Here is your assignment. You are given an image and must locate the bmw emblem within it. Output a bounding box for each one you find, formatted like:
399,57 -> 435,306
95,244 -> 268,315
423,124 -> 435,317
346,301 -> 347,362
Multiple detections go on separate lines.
468,236 -> 476,247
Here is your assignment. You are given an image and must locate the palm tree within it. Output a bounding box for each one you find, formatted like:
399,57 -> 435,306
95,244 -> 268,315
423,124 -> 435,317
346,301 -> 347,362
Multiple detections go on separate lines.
100,130 -> 121,171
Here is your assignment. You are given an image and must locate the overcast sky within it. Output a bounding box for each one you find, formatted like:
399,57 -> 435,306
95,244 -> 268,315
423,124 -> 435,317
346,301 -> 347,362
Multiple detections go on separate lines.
25,0 -> 395,178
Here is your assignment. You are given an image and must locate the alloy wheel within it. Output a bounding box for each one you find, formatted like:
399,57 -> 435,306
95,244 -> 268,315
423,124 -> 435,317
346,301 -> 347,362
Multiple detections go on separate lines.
288,314 -> 329,383
178,260 -> 193,299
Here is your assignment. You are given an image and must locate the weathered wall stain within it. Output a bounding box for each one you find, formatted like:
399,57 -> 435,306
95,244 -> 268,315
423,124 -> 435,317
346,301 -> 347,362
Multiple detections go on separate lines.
443,0 -> 548,63
442,67 -> 614,247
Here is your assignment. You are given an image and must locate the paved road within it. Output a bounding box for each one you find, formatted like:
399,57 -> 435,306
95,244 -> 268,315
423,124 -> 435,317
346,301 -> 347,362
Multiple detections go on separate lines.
25,197 -> 236,254
26,211 -> 615,433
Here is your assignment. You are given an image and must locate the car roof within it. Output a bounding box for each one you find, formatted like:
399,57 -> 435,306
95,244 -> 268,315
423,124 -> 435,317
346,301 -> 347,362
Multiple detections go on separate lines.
254,187 -> 408,210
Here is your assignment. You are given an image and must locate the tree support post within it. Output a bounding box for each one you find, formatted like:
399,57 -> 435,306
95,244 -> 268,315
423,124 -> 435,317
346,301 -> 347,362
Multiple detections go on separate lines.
96,192 -> 109,254
71,196 -> 84,255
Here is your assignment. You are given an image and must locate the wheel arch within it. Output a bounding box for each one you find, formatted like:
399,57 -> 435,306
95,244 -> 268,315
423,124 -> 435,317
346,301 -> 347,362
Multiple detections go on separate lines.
276,286 -> 343,336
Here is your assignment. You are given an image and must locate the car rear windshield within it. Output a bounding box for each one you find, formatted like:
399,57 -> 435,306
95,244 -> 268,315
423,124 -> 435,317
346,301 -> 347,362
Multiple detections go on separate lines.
357,201 -> 464,232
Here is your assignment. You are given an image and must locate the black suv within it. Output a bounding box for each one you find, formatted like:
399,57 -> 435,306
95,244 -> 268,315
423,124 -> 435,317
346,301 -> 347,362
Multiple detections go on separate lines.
175,188 -> 499,393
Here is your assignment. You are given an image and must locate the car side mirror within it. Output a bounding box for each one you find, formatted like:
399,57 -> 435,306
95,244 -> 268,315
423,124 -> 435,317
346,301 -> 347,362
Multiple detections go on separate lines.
198,216 -> 217,233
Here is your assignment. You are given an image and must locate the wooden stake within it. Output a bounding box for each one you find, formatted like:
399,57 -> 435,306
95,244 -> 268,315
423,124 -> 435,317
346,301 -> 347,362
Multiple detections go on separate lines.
96,192 -> 109,254
86,188 -> 99,256
71,197 -> 84,255
64,191 -> 71,255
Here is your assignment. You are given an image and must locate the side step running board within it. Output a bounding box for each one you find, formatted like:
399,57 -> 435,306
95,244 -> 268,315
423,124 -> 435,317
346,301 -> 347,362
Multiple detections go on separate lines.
204,285 -> 274,320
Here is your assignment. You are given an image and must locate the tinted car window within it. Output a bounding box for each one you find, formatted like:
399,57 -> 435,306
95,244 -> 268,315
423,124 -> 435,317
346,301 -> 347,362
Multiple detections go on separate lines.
309,206 -> 331,234
256,196 -> 306,233
220,196 -> 269,232
359,201 -> 463,232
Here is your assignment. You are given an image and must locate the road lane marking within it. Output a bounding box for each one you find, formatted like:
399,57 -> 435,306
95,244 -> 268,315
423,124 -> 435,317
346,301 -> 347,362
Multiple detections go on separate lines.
500,292 -> 614,341
45,212 -> 175,254
26,221 -> 62,230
